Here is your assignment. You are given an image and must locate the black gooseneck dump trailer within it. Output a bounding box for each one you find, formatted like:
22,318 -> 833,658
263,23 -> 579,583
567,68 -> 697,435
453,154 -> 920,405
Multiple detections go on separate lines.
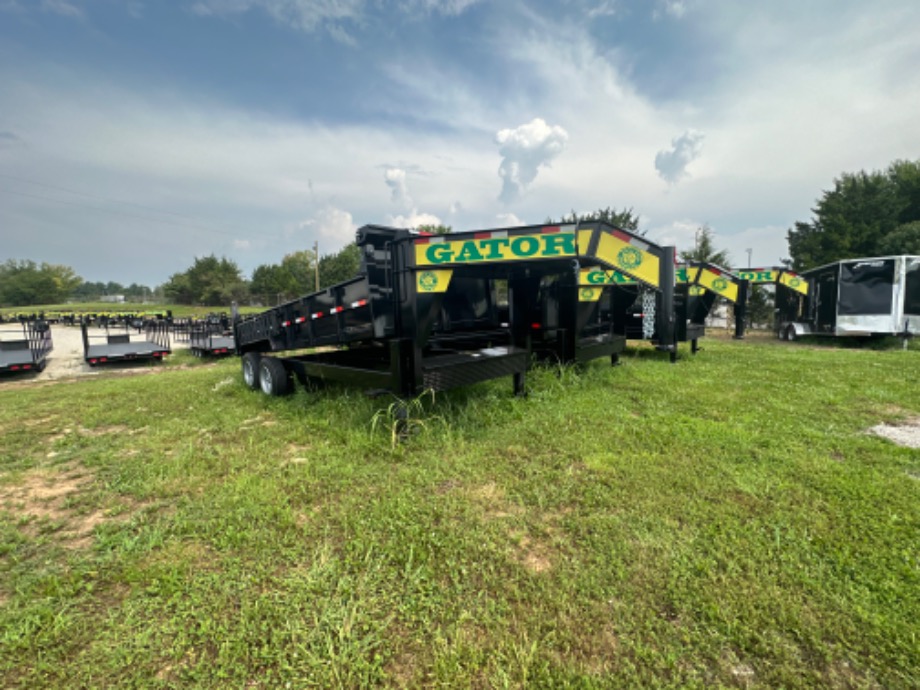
81,320 -> 171,366
234,221 -> 677,397
577,261 -> 748,357
0,319 -> 53,375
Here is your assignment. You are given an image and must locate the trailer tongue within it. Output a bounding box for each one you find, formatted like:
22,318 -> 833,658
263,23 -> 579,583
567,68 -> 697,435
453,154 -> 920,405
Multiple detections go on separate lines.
234,221 -> 677,397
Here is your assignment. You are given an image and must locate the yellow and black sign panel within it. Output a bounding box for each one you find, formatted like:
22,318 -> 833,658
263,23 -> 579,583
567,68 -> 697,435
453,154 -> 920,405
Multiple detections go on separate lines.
592,230 -> 661,288
416,269 -> 453,294
696,268 -> 740,302
778,271 -> 809,295
577,286 -> 603,302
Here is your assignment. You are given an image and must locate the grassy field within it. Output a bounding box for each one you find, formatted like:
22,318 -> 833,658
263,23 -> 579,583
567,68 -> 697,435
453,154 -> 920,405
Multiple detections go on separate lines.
0,302 -> 263,320
0,336 -> 918,688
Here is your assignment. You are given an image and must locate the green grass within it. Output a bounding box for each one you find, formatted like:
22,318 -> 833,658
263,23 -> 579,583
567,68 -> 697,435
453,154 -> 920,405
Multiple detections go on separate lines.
0,337 -> 918,688
0,302 -> 263,319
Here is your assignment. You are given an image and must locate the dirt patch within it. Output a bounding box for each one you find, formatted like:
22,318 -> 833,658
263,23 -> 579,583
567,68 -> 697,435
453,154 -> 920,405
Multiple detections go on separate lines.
514,534 -> 553,573
867,417 -> 920,449
467,482 -> 523,520
0,465 -> 114,549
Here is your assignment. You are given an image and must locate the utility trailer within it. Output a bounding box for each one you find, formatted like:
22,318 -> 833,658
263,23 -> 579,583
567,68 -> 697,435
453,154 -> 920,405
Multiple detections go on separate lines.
578,261 -> 748,357
234,221 -> 676,397
82,320 -> 171,366
189,323 -> 235,357
0,320 -> 52,375
751,256 -> 920,342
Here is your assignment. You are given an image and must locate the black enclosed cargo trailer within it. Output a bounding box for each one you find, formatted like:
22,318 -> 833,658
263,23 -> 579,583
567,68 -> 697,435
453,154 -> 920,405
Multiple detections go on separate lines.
234,221 -> 677,397
82,320 -> 171,366
0,320 -> 52,375
758,255 -> 920,341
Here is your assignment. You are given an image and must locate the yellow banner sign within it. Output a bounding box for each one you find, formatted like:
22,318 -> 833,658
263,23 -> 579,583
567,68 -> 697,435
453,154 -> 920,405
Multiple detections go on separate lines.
415,232 -> 576,266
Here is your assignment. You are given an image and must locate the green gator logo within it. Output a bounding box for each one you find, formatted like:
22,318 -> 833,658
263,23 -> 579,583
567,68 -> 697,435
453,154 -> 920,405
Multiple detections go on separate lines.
419,271 -> 439,291
789,277 -> 802,288
617,246 -> 643,269
712,277 -> 728,292
580,287 -> 597,301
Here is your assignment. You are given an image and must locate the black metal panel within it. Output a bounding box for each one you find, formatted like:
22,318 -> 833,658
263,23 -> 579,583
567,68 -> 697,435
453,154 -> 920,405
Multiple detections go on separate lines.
421,348 -> 528,391
838,259 -> 895,315
906,258 -> 920,316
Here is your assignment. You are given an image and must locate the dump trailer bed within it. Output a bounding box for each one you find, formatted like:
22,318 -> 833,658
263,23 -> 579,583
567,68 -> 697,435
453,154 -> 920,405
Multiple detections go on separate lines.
0,320 -> 52,374
82,321 -> 171,366
236,221 -> 676,397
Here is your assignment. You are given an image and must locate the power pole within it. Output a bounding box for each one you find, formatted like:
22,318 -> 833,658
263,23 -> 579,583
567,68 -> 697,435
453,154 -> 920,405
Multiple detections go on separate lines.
314,240 -> 320,291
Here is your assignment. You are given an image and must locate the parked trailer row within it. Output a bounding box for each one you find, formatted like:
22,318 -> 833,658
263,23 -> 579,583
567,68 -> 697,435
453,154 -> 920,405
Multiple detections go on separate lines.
234,221 -> 684,398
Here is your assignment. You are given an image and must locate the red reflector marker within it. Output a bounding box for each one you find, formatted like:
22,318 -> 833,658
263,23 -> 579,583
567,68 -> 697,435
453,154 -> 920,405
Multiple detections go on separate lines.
531,323 -> 541,329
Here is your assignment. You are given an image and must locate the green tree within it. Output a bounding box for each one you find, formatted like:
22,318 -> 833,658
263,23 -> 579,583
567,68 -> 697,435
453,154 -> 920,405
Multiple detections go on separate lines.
877,221 -> 920,255
250,263 -> 294,304
280,250 -> 318,294
679,225 -> 731,267
548,206 -> 640,231
787,159 -> 920,269
163,255 -> 247,306
0,260 -> 82,306
318,243 -> 361,289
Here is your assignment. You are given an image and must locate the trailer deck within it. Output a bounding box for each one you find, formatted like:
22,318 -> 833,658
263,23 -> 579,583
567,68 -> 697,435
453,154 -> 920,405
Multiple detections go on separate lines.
189,327 -> 235,357
0,320 -> 53,375
82,321 -> 171,366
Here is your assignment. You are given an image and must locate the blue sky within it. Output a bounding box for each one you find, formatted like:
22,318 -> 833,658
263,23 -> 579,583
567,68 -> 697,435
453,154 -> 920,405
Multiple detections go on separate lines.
1,0 -> 918,286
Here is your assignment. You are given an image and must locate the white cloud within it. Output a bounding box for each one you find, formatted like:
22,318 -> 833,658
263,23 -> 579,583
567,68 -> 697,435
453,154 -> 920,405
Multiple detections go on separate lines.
586,1 -> 618,19
653,0 -> 687,20
495,118 -> 568,203
41,0 -> 82,17
448,201 -> 463,214
401,0 -> 484,16
189,0 -> 364,33
233,238 -> 252,250
384,167 -> 412,208
495,212 -> 524,227
655,130 -> 704,185
388,209 -> 442,228
301,207 -> 358,248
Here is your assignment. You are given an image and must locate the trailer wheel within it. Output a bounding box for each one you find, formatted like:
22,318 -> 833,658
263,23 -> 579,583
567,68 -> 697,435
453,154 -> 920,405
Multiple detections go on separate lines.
259,357 -> 292,396
241,352 -> 261,389
785,325 -> 797,342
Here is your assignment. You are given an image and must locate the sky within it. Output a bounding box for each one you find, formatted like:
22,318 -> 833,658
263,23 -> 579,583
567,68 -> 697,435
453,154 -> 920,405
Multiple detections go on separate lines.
1,0 -> 918,287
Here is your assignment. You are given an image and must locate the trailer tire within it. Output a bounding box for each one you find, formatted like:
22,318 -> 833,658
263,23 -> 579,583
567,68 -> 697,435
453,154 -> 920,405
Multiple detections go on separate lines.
785,325 -> 797,342
241,352 -> 261,389
259,357 -> 292,396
